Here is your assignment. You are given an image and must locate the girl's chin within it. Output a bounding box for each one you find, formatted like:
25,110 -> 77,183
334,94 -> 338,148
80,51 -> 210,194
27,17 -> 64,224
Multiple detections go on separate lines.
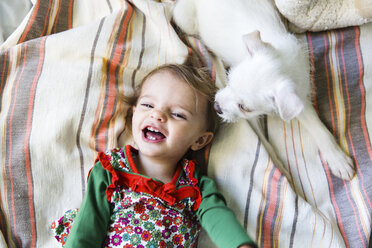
136,142 -> 166,153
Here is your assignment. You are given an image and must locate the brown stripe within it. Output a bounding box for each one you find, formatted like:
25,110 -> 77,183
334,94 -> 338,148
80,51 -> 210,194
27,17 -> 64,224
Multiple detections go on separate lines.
307,27 -> 370,248
6,43 -> 28,248
289,195 -> 298,248
23,36 -> 46,248
18,0 -> 55,44
114,12 -> 146,146
256,164 -> 287,248
93,5 -> 134,152
52,0 -> 75,33
0,51 -> 10,111
339,27 -> 372,210
5,37 -> 46,247
106,0 -> 113,13
307,32 -> 339,133
76,18 -> 106,196
244,138 -> 261,228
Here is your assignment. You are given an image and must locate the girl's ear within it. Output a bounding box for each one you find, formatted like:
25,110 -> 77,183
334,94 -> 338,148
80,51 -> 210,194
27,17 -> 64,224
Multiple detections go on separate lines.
190,132 -> 214,151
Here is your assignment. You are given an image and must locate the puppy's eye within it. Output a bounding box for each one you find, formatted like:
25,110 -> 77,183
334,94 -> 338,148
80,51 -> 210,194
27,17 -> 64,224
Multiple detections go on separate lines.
238,104 -> 252,113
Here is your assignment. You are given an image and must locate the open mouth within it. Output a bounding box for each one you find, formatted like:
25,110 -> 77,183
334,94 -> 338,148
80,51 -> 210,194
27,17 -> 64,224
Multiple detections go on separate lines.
143,126 -> 166,142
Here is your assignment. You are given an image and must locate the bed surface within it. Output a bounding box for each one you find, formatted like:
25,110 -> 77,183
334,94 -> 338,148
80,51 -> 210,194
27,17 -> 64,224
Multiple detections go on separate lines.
1,0 -> 372,247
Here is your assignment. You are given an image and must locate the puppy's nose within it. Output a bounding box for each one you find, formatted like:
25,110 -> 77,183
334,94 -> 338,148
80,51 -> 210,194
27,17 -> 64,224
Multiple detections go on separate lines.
214,101 -> 223,114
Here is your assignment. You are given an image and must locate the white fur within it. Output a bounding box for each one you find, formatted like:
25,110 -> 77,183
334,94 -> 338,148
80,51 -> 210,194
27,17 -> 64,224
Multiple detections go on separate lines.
173,0 -> 355,180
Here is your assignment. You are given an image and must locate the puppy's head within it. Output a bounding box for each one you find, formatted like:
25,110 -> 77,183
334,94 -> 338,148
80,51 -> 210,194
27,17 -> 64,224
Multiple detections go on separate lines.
214,31 -> 304,122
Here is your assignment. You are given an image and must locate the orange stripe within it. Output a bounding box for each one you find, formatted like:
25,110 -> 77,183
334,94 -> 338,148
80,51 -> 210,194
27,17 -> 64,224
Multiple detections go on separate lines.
0,46 -> 9,236
256,160 -> 271,243
340,29 -> 372,210
354,28 -> 372,160
263,168 -> 280,247
53,0 -> 63,33
197,39 -> 216,81
8,44 -> 28,247
339,31 -> 354,156
108,20 -> 134,148
196,39 -> 204,58
346,28 -> 372,209
323,33 -> 337,136
187,46 -> 192,56
18,0 -> 53,43
211,62 -> 216,82
321,154 -> 349,248
23,37 -> 46,247
18,2 -> 40,43
90,7 -> 125,151
290,121 -> 306,200
0,51 -> 8,102
41,0 -> 53,36
297,122 -> 317,208
332,29 -> 370,242
332,31 -> 344,141
1,51 -> 7,88
0,52 -> 9,242
274,181 -> 286,248
97,5 -> 134,151
343,180 -> 367,247
92,13 -> 124,151
68,0 -> 74,29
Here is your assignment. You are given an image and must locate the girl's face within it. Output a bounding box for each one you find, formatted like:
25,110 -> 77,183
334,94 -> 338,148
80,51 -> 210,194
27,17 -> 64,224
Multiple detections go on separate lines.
131,70 -> 213,164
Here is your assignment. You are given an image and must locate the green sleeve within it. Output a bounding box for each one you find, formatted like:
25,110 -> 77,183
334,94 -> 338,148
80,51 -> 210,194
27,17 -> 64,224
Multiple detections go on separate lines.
195,170 -> 256,248
64,162 -> 112,248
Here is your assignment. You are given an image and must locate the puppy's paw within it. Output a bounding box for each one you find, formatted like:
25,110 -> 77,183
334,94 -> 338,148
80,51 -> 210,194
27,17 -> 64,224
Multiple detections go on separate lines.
323,150 -> 355,180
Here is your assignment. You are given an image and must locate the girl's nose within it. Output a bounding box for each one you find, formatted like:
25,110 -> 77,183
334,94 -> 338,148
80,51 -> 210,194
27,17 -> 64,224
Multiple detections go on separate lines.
150,109 -> 166,122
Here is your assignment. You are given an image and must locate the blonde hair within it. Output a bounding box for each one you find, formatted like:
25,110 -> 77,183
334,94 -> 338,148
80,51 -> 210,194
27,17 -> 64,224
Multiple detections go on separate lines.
118,62 -> 220,134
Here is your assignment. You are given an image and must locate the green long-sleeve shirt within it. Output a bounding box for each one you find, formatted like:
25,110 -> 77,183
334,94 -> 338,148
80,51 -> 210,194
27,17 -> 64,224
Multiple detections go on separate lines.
65,146 -> 255,248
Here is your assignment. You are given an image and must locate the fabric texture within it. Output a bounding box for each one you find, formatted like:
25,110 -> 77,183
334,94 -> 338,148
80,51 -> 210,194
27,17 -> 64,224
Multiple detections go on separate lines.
274,0 -> 371,33
0,0 -> 372,247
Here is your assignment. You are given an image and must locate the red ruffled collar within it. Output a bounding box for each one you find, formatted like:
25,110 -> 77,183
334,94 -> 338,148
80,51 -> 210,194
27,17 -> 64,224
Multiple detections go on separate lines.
95,145 -> 202,210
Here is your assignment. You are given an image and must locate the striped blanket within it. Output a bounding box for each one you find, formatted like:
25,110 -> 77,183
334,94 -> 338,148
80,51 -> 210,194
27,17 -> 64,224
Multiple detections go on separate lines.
0,0 -> 371,247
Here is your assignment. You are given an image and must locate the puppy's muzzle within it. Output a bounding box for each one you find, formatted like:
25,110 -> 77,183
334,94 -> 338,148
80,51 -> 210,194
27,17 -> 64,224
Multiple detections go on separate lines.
214,101 -> 223,114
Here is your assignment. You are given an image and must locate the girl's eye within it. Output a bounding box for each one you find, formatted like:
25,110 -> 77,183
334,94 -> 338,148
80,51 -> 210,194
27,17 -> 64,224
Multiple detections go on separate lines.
141,103 -> 153,108
172,113 -> 186,120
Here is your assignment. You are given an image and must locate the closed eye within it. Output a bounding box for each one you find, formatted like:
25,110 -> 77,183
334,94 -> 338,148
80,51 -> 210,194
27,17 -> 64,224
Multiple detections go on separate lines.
172,113 -> 186,120
141,103 -> 153,109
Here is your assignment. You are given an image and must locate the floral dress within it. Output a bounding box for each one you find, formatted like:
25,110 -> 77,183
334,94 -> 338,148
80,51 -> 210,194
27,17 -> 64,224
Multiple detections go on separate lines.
52,145 -> 202,247
51,145 -> 255,248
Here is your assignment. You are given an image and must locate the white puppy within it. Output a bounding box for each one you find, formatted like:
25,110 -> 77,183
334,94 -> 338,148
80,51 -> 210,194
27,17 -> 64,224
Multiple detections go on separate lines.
173,0 -> 355,180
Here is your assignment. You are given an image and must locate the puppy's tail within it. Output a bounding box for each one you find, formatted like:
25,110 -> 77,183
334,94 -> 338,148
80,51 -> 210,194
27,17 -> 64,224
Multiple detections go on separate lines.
172,0 -> 199,35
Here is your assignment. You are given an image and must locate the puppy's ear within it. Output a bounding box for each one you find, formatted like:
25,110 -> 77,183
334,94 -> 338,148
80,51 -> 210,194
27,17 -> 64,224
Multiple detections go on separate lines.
272,80 -> 304,121
243,30 -> 268,56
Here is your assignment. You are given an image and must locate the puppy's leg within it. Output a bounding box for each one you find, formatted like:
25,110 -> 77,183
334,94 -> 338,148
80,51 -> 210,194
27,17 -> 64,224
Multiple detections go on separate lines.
297,104 -> 355,180
172,0 -> 199,35
248,118 -> 292,181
